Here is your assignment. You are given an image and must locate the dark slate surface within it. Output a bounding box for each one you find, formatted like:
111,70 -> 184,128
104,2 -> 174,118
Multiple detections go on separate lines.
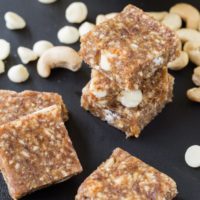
0,0 -> 200,199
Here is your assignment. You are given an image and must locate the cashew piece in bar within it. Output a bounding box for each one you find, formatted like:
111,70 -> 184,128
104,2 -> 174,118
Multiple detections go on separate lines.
170,3 -> 200,29
37,46 -> 82,78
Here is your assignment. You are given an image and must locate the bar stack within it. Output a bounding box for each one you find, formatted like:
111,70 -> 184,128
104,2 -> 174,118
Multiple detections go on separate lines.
80,4 -> 180,138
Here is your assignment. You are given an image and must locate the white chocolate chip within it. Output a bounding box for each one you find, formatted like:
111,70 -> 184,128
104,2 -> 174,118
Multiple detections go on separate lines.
100,52 -> 116,71
153,56 -> 164,66
79,22 -> 95,36
65,2 -> 88,23
38,0 -> 57,4
104,109 -> 119,123
33,40 -> 54,57
185,145 -> 200,168
0,60 -> 5,74
8,64 -> 29,83
0,39 -> 10,60
4,11 -> 26,30
57,26 -> 79,44
17,47 -> 38,64
118,90 -> 143,108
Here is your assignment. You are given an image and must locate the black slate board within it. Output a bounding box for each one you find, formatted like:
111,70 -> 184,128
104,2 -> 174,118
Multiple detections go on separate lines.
0,0 -> 200,199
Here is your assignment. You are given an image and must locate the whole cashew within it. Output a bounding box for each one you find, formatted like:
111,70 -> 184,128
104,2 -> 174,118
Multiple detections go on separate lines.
184,41 -> 200,65
162,13 -> 182,30
146,12 -> 168,21
167,51 -> 189,70
37,46 -> 82,78
170,3 -> 200,29
176,29 -> 200,43
192,66 -> 200,86
187,87 -> 200,103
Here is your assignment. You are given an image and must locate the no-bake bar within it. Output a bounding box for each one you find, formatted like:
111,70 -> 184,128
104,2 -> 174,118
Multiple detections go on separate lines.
80,4 -> 180,90
0,105 -> 82,200
81,68 -> 174,137
0,90 -> 68,125
76,148 -> 178,200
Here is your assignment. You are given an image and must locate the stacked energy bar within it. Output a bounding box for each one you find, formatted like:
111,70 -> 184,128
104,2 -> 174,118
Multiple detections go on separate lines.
0,90 -> 82,200
80,4 -> 180,137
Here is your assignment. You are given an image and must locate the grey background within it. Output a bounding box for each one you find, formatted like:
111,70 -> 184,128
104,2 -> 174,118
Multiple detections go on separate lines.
0,0 -> 200,199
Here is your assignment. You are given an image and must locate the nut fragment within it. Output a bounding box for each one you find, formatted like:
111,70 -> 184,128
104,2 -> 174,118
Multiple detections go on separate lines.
96,13 -> 118,25
185,145 -> 200,168
38,0 -> 57,4
105,12 -> 118,19
33,40 -> 54,57
96,14 -> 107,25
0,39 -> 10,60
57,26 -> 79,44
17,47 -> 38,64
184,41 -> 200,65
192,66 -> 200,86
65,2 -> 88,23
170,3 -> 200,29
167,51 -> 189,70
79,22 -> 95,36
4,11 -> 26,30
37,46 -> 82,78
0,60 -> 5,74
8,64 -> 29,83
187,87 -> 200,103
177,28 -> 200,43
118,90 -> 143,108
146,11 -> 168,21
162,13 -> 182,30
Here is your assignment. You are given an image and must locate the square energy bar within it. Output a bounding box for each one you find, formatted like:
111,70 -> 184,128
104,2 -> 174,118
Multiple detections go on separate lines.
80,4 -> 180,90
0,105 -> 82,200
0,90 -> 68,125
76,148 -> 178,200
81,68 -> 174,137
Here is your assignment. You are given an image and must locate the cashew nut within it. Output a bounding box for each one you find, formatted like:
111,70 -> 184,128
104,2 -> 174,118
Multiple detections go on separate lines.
183,41 -> 200,65
0,39 -> 10,60
65,2 -> 88,23
176,29 -> 200,43
192,66 -> 200,86
96,15 -> 107,25
38,0 -> 57,4
17,47 -> 38,64
96,13 -> 118,25
167,51 -> 189,70
105,12 -> 118,19
162,13 -> 182,30
57,26 -> 79,44
79,22 -> 95,36
4,11 -> 26,30
0,60 -> 5,74
37,46 -> 82,78
33,40 -> 54,57
170,3 -> 200,29
187,87 -> 200,103
8,64 -> 29,83
146,12 -> 168,21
